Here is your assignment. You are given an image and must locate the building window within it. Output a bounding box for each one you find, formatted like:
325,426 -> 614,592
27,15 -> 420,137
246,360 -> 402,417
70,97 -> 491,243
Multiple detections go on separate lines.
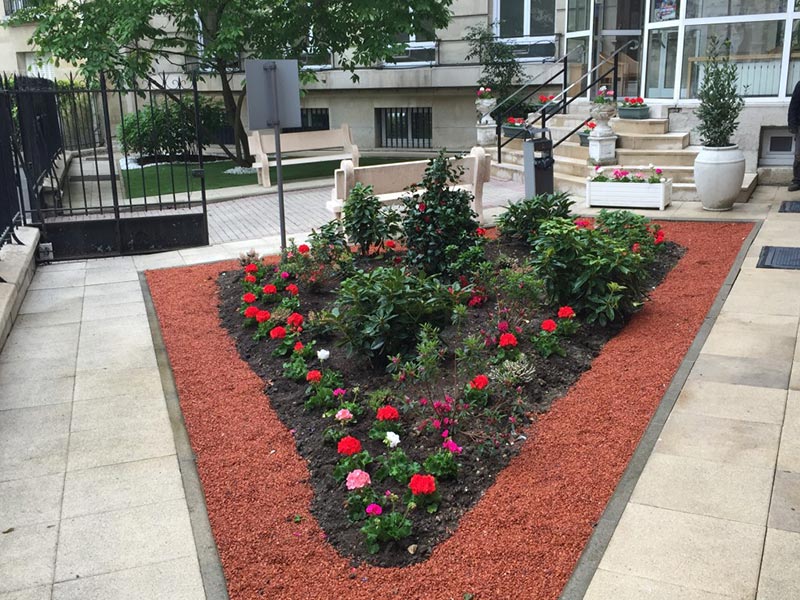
651,0 -> 679,23
567,0 -> 591,33
375,107 -> 432,149
19,53 -> 54,80
686,0 -> 786,19
388,25 -> 437,66
495,0 -> 557,59
760,127 -> 794,166
645,28 -> 678,98
283,108 -> 330,134
681,21 -> 784,98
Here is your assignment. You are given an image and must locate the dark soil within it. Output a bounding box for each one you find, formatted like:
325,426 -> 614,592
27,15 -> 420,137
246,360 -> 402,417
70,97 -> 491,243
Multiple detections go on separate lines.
215,237 -> 684,568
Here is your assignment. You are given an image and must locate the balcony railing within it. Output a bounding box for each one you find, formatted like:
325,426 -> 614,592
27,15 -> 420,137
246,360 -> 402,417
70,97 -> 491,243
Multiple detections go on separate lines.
3,0 -> 47,17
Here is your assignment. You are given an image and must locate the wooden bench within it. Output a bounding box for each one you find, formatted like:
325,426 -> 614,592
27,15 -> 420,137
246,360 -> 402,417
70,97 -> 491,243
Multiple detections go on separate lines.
249,124 -> 360,187
327,146 -> 491,224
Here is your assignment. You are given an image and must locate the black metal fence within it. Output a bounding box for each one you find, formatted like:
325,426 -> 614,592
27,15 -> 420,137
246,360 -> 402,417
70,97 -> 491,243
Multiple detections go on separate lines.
0,91 -> 22,250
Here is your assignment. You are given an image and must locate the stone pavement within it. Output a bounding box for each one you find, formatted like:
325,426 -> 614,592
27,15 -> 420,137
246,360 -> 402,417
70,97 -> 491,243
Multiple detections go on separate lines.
0,180 -> 798,599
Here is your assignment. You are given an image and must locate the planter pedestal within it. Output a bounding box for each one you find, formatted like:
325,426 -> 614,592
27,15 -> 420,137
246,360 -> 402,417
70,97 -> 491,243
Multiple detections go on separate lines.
477,124 -> 497,146
588,134 -> 617,165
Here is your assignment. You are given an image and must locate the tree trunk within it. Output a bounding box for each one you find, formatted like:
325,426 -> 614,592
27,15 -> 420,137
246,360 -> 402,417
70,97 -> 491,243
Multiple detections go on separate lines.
218,68 -> 251,167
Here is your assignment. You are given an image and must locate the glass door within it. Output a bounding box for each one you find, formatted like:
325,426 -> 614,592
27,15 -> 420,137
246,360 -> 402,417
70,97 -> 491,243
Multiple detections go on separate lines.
593,0 -> 645,97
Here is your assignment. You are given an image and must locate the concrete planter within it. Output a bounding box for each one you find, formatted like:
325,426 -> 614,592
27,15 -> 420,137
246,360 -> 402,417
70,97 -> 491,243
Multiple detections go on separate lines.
502,125 -> 531,140
693,145 -> 745,211
618,105 -> 650,119
586,180 -> 672,211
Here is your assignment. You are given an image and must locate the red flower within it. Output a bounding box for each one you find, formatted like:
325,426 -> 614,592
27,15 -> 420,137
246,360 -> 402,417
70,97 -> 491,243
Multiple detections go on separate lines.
476,227 -> 486,236
286,283 -> 299,295
385,240 -> 397,249
470,374 -> 489,390
287,312 -> 304,328
337,436 -> 362,456
242,292 -> 256,304
574,218 -> 592,229
557,306 -> 575,319
244,274 -> 256,284
587,121 -> 596,129
541,319 -> 557,333
409,474 -> 436,496
418,203 -> 426,212
256,310 -> 271,323
269,326 -> 286,339
632,242 -> 641,253
306,369 -> 322,384
376,405 -> 400,421
654,230 -> 665,245
244,306 -> 259,319
262,284 -> 278,294
498,333 -> 518,348
293,341 -> 304,352
298,244 -> 310,254
244,263 -> 258,273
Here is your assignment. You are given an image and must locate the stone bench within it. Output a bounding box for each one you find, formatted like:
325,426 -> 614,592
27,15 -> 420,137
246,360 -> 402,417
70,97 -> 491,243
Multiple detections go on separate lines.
327,147 -> 490,224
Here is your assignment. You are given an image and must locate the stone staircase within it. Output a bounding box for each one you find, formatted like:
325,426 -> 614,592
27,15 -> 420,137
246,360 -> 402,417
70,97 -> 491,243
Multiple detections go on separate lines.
491,112 -> 757,202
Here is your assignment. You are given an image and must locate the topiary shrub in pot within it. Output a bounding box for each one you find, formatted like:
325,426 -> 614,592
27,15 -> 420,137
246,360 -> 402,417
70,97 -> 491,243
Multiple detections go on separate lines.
693,36 -> 746,211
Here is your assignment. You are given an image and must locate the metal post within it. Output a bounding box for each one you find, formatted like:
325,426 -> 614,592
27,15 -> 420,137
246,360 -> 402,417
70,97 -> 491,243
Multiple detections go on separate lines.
98,72 -> 122,253
612,51 -> 620,102
497,121 -> 502,163
265,62 -> 287,254
191,74 -> 209,246
562,54 -> 569,114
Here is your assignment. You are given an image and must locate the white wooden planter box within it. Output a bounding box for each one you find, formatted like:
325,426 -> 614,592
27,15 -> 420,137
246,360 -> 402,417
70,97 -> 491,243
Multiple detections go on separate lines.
585,180 -> 672,211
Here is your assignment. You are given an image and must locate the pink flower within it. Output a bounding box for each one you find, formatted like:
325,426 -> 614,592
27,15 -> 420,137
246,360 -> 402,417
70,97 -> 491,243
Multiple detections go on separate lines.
280,271 -> 290,279
419,397 -> 428,406
574,218 -> 592,229
655,168 -> 663,175
432,419 -> 441,429
333,388 -> 347,397
441,429 -> 449,438
365,503 -> 382,516
497,320 -> 510,332
335,409 -> 353,422
345,469 -> 371,490
442,438 -> 463,454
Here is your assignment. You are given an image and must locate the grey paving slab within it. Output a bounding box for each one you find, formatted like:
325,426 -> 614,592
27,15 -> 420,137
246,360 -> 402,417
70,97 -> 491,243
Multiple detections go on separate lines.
672,380 -> 787,425
585,568 -> 734,600
80,300 -> 147,322
2,322 -> 79,351
689,353 -> 791,390
75,344 -> 157,372
84,256 -> 135,270
83,268 -> 139,287
62,455 -> 184,519
598,503 -> 763,598
768,470 -> 800,533
17,288 -> 84,315
0,338 -> 78,366
791,362 -> 800,391
756,528 -> 800,599
0,405 -> 70,482
0,523 -> 58,593
0,377 -> 74,411
132,251 -> 186,272
66,417 -> 175,472
54,499 -> 197,582
81,280 -> 141,298
0,587 -> 50,600
631,452 -> 773,525
655,411 -> 781,470
70,394 -> 169,434
73,366 -> 163,401
52,556 -> 204,600
778,391 -> 800,472
0,358 -> 77,384
38,261 -> 85,272
700,312 -> 798,361
27,270 -> 86,291
0,474 -> 63,528
11,305 -> 83,329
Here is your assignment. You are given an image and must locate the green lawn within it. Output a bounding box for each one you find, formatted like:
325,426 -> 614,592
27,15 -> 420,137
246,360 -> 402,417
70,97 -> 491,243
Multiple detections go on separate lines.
120,156 -> 421,199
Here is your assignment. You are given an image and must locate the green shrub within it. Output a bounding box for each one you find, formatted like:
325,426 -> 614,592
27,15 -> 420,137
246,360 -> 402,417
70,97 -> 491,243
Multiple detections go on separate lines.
117,97 -> 227,157
343,183 -> 401,256
402,151 -> 481,277
594,209 -> 662,260
530,218 -> 651,325
496,192 -> 574,241
331,267 -> 457,362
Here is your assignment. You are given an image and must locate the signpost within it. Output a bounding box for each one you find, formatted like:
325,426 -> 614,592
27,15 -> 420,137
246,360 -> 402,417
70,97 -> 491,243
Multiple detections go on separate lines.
245,59 -> 302,253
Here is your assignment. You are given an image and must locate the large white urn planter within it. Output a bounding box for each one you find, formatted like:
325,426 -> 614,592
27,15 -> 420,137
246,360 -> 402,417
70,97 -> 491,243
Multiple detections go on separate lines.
693,145 -> 745,211
475,98 -> 497,125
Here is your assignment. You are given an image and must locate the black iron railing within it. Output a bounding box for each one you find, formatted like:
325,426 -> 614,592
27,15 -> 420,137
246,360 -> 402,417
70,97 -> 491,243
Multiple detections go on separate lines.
376,107 -> 432,149
3,0 -> 47,16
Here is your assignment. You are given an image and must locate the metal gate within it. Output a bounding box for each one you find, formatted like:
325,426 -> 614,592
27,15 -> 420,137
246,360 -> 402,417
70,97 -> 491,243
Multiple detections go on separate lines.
1,73 -> 209,260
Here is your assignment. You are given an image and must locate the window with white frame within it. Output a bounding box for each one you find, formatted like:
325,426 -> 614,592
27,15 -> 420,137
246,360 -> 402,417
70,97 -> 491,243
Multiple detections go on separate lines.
760,127 -> 794,166
494,0 -> 557,59
20,53 -> 54,80
387,24 -> 437,66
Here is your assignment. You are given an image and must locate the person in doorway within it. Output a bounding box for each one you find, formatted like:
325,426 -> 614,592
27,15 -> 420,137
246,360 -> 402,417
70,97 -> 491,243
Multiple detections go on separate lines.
788,80 -> 800,191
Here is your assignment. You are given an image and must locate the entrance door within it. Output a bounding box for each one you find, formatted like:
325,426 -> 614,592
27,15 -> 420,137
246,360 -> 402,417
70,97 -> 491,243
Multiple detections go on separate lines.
594,0 -> 644,98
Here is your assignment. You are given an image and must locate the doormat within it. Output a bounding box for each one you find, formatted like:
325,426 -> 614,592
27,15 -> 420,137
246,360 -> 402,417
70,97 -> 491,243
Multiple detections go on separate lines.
757,246 -> 800,270
778,201 -> 800,213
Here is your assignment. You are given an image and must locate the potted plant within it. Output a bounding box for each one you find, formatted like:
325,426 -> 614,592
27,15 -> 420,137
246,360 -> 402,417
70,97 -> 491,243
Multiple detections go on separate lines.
475,86 -> 497,124
618,97 -> 650,119
578,121 -> 595,147
586,165 -> 672,210
502,116 -> 533,140
589,86 -> 617,137
693,36 -> 746,211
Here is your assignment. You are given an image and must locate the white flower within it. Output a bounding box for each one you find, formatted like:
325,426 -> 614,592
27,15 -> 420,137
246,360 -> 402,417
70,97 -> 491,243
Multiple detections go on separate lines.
317,349 -> 330,362
384,431 -> 400,448
648,163 -> 654,169
599,85 -> 607,92
596,167 -> 604,173
660,177 -> 666,183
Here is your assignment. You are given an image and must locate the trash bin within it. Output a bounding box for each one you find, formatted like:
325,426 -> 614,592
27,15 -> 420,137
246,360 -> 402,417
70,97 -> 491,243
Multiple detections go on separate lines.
522,129 -> 554,197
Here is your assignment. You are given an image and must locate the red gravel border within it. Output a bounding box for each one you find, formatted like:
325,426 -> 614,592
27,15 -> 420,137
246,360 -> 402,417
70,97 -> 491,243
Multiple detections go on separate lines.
146,221 -> 752,600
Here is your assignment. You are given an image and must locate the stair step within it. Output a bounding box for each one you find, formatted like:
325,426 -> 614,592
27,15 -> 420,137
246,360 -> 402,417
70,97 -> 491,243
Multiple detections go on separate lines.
490,161 -> 525,183
610,118 -> 669,135
554,141 -> 589,160
617,132 -> 690,150
616,147 -> 700,166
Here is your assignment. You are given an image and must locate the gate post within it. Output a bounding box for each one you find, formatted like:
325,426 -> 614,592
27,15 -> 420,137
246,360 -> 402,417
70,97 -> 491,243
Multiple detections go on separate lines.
191,74 -> 209,246
98,72 -> 122,253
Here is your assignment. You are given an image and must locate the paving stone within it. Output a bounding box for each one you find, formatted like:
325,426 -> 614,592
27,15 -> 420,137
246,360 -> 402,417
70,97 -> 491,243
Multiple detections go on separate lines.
132,251 -> 186,272
0,405 -> 71,482
0,523 -> 58,593
66,418 -> 175,471
631,452 -> 773,525
27,269 -> 86,291
38,261 -> 85,272
778,391 -> 800,472
700,312 -> 797,361
55,500 -> 197,581
0,474 -> 63,528
756,528 -> 800,599
52,556 -> 204,600
0,377 -> 74,411
791,362 -> 800,391
17,288 -> 83,314
81,300 -> 146,323
73,367 -> 163,401
62,455 -> 184,518
599,503 -> 763,598
75,344 -> 156,372
768,470 -> 800,533
84,256 -> 135,270
585,568 -> 733,600
656,411 -> 781,470
70,394 -> 168,433
0,587 -> 50,600
689,353 -> 791,390
84,268 -> 139,287
12,305 -> 83,328
0,358 -> 76,384
81,280 -> 141,299
673,380 -> 786,425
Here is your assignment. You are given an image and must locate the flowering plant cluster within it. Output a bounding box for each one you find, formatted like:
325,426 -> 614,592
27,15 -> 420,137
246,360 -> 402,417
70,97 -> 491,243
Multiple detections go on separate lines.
589,164 -> 665,184
537,94 -> 555,104
581,121 -> 596,135
505,116 -> 525,127
476,86 -> 494,99
621,96 -> 647,107
592,85 -> 616,105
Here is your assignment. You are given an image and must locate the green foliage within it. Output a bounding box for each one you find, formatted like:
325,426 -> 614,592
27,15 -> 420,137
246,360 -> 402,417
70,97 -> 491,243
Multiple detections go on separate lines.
530,330 -> 564,359
360,510 -> 413,554
595,209 -> 662,260
331,267 -> 456,362
345,488 -> 379,522
423,449 -> 459,480
332,451 -> 373,482
496,192 -> 574,241
496,264 -> 544,305
343,183 -> 401,256
282,353 -> 308,381
402,152 -> 481,277
304,370 -> 344,411
307,221 -> 354,278
117,98 -> 227,157
694,36 -> 745,147
530,218 -> 651,325
374,449 -> 421,485
464,23 -> 525,100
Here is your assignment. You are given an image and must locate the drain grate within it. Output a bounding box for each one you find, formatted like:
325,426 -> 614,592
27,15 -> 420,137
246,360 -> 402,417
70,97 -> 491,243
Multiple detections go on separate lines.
779,201 -> 800,213
757,246 -> 800,270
